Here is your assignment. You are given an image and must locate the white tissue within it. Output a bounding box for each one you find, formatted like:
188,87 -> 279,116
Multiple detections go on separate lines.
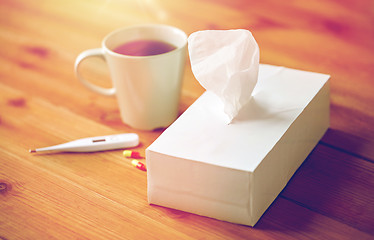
188,29 -> 260,123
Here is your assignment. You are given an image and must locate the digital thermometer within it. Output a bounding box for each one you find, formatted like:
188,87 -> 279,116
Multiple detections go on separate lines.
29,133 -> 139,153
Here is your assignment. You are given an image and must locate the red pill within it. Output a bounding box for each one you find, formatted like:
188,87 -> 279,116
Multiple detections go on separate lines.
131,160 -> 147,171
123,150 -> 141,159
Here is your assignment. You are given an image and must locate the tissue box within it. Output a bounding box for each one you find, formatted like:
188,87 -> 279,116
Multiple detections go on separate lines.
146,64 -> 330,226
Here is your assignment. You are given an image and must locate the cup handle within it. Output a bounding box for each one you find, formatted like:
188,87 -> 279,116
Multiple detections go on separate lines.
74,48 -> 116,96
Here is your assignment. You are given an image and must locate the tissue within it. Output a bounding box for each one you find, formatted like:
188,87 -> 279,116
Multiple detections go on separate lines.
188,29 -> 260,122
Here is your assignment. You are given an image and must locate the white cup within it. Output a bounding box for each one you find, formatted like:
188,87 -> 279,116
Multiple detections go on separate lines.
75,24 -> 187,130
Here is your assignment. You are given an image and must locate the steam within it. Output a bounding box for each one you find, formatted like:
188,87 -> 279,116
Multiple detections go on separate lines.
138,0 -> 168,21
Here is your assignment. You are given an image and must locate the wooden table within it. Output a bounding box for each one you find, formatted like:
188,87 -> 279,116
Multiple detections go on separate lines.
1,0 -> 373,239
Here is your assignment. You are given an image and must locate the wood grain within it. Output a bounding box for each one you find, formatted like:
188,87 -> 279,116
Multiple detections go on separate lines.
1,0 -> 373,239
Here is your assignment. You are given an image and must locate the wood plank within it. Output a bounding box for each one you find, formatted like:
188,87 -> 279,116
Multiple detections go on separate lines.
1,0 -> 374,238
0,83 -> 368,239
0,3 -> 202,131
256,197 -> 373,240
1,0 -> 374,142
2,149 -> 371,240
281,144 -> 374,234
0,151 -> 193,240
1,126 -> 371,240
1,83 -> 372,239
321,128 -> 374,163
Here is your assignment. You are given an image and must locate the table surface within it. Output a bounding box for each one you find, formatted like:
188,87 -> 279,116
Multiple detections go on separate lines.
1,0 -> 374,239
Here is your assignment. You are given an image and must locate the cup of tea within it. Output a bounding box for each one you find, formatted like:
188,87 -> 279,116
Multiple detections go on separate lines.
75,24 -> 187,130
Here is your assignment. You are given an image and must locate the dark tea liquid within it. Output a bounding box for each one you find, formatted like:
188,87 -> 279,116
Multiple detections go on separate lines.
113,39 -> 177,56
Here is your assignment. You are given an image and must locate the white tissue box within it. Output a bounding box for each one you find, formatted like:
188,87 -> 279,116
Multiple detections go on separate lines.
146,64 -> 330,226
